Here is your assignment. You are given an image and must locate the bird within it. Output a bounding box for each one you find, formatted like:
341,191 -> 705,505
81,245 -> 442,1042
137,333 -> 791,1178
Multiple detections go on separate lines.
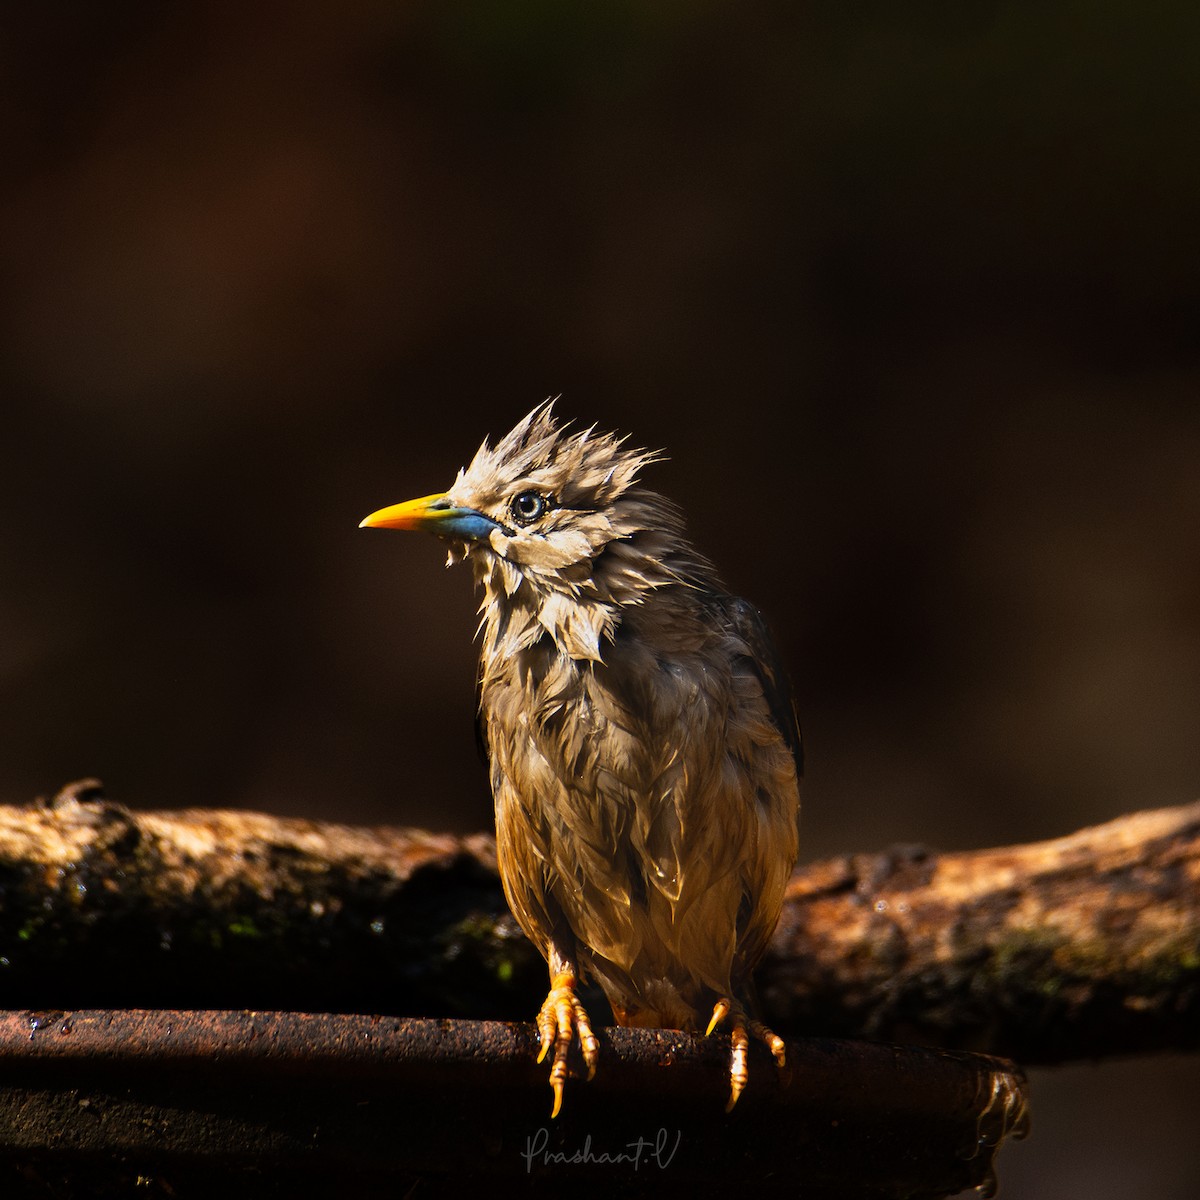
360,402 -> 802,1116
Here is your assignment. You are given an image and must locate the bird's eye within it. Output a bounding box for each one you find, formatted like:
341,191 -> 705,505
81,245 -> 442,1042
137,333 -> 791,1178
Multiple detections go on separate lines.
510,490 -> 549,526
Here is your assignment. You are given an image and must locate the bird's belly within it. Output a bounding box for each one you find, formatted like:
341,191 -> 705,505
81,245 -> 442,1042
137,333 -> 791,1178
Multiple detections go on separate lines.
491,731 -> 760,1020
485,635 -> 799,1026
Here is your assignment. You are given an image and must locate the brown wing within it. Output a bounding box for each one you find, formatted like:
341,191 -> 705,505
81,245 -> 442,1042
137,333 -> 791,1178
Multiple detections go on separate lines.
722,595 -> 804,781
713,593 -> 804,992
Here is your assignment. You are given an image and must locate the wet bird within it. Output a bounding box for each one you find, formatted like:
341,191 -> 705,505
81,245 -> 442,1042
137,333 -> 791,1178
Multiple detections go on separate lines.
360,404 -> 802,1115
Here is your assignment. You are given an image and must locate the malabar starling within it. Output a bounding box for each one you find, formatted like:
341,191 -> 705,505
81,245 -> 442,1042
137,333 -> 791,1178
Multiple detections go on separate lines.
360,403 -> 802,1115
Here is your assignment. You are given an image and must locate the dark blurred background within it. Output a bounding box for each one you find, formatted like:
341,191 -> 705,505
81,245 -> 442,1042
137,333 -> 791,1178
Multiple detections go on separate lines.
1,1 -> 1198,1194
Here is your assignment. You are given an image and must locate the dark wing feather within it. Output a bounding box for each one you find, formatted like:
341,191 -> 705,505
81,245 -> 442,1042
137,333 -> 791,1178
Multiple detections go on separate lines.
474,671 -> 491,765
722,595 -> 804,779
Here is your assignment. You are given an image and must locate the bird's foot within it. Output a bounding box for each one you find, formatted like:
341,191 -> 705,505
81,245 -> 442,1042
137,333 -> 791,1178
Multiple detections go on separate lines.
705,997 -> 787,1112
536,971 -> 599,1118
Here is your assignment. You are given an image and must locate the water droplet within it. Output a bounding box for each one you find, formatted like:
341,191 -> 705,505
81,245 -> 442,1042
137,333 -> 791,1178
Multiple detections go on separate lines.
975,1167 -> 998,1198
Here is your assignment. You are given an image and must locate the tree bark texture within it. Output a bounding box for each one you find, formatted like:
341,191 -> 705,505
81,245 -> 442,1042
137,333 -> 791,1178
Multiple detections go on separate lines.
1,780 -> 1196,1065
0,1009 -> 1029,1200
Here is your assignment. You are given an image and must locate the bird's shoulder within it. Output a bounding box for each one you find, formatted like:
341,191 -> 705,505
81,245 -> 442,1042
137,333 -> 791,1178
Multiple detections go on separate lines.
704,590 -> 804,780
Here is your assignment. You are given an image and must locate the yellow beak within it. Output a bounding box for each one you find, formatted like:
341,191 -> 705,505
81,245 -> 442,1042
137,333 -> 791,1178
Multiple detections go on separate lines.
359,492 -> 501,540
359,492 -> 452,531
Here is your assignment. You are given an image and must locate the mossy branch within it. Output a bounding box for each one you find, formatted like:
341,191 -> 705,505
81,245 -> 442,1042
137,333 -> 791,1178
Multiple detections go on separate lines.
1,780 -> 1196,1063
763,801 -> 1200,1060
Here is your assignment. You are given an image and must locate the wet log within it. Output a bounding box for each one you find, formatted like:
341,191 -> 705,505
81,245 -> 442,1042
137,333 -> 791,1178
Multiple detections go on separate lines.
0,779 -> 1196,1063
0,1009 -> 1029,1199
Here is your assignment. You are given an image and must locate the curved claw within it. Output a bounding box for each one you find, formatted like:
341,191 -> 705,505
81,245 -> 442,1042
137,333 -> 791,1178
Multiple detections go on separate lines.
535,972 -> 599,1118
707,998 -> 788,1110
748,1017 -> 788,1068
705,997 -> 731,1038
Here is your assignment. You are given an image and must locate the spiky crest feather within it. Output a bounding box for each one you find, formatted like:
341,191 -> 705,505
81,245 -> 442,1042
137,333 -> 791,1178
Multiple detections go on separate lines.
443,400 -> 718,663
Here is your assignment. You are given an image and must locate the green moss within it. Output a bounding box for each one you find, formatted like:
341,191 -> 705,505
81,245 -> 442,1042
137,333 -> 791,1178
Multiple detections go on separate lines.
1127,932 -> 1200,989
981,923 -> 1200,997
449,913 -> 501,941
986,925 -> 1065,974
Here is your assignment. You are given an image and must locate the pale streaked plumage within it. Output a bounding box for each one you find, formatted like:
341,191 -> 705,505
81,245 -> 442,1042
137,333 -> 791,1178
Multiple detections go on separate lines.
361,402 -> 802,1113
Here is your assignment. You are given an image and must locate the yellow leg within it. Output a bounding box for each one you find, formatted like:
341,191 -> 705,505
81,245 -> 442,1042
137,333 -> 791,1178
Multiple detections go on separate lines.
535,971 -> 599,1118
